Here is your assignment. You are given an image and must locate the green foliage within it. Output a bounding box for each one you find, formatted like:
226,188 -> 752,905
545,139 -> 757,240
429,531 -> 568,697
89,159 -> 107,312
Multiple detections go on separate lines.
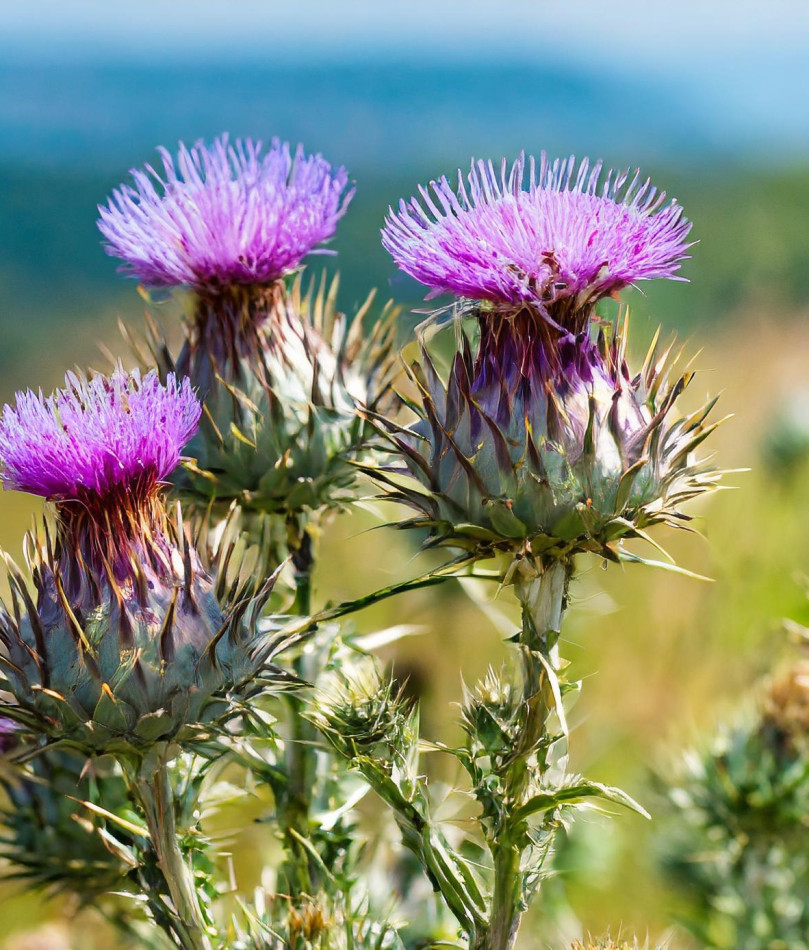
0,749 -> 139,904
312,570 -> 648,950
312,657 -> 489,944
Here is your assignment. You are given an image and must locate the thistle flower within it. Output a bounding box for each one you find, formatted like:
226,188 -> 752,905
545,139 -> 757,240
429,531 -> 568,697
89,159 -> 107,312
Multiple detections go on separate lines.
102,139 -> 397,523
0,369 -> 199,584
99,136 -> 351,290
383,153 -> 690,318
376,155 -> 718,563
99,135 -> 356,404
0,368 -> 294,753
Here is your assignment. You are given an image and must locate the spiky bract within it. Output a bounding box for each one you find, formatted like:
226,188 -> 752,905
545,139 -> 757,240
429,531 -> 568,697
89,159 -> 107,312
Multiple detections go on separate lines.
99,136 -> 351,290
370,312 -> 720,563
0,500 -> 295,755
383,153 -> 690,315
309,660 -> 418,765
144,273 -> 399,519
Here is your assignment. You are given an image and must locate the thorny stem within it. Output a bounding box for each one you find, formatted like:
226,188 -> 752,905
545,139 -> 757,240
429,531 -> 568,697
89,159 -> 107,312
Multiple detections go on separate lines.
486,558 -> 571,950
130,752 -> 213,950
371,777 -> 487,939
279,516 -> 320,897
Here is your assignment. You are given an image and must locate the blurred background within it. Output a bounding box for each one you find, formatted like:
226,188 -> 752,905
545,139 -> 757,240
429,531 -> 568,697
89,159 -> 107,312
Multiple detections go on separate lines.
1,1 -> 808,946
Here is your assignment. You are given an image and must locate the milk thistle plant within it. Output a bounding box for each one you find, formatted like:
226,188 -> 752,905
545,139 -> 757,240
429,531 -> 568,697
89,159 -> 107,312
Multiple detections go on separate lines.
0,140 -> 723,950
99,135 -> 398,534
98,136 -> 401,937
325,153 -> 721,949
0,368 -> 298,948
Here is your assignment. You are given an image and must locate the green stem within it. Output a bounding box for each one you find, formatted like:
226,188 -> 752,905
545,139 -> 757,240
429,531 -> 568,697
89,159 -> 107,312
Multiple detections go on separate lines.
514,558 -> 571,774
487,842 -> 523,950
280,517 -> 320,896
132,753 -> 213,950
485,558 -> 571,950
373,778 -> 487,939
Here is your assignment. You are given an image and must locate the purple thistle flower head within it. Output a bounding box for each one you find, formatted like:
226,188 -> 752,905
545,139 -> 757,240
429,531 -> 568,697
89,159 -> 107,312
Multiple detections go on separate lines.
98,135 -> 352,289
382,153 -> 692,322
0,368 -> 200,503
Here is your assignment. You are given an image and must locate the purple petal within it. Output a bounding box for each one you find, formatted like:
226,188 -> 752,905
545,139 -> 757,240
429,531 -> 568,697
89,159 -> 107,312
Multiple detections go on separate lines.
382,153 -> 692,310
0,369 -> 201,500
98,135 -> 353,289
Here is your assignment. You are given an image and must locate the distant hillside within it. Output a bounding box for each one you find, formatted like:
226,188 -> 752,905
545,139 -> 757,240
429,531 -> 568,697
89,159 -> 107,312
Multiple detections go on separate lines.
0,59 -> 746,175
1,59 -> 808,384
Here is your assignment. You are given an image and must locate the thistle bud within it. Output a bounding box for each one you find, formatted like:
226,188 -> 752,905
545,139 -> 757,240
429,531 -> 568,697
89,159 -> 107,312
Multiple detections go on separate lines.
231,888 -> 402,949
661,667 -> 809,946
378,154 -> 720,562
310,661 -> 418,769
460,668 -> 522,761
100,136 -> 397,521
0,368 -> 293,753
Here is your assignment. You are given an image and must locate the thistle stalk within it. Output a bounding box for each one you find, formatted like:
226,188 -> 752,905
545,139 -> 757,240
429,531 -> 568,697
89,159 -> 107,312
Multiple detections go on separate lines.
486,558 -> 570,950
129,751 -> 214,950
484,843 -> 522,950
278,515 -> 320,896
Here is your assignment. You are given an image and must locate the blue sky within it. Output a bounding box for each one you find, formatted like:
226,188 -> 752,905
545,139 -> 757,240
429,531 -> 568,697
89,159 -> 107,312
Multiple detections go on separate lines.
1,0 -> 808,72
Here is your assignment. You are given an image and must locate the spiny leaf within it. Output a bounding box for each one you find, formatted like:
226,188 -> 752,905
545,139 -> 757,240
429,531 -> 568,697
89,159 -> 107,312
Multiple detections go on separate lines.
514,780 -> 650,822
